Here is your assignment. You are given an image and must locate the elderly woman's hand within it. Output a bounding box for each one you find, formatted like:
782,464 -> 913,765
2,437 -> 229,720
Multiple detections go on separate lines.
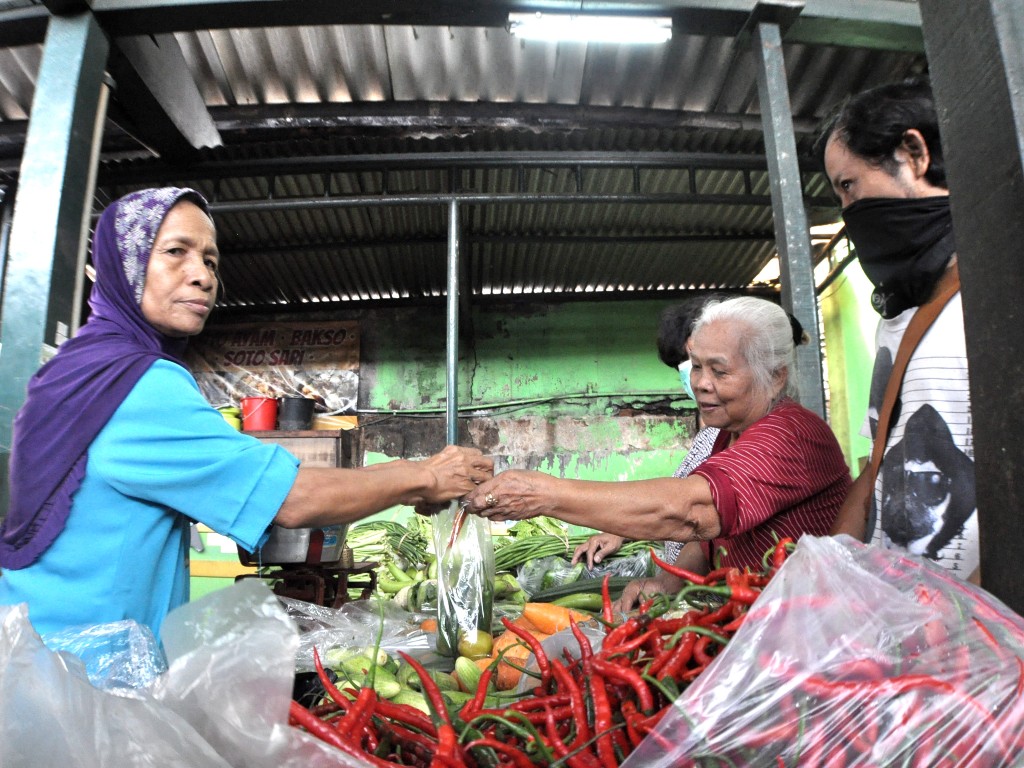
419,445 -> 494,504
612,577 -> 671,613
463,470 -> 555,522
570,533 -> 626,569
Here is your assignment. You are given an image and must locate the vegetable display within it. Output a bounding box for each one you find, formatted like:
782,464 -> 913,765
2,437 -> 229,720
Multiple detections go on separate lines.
288,535 -> 1024,766
288,539 -> 792,766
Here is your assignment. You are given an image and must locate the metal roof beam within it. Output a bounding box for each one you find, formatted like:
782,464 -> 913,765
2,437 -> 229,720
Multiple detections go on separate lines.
104,32 -> 223,162
74,0 -> 921,52
208,101 -> 824,137
0,5 -> 49,47
198,191 -> 838,212
217,232 -> 780,254
95,149 -> 825,185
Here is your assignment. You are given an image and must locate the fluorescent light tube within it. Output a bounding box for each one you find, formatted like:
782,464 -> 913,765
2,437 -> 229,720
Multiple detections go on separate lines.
507,13 -> 673,44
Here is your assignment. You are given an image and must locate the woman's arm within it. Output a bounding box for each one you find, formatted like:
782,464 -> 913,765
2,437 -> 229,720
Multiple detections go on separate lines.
612,541 -> 710,612
463,470 -> 722,544
275,445 -> 493,528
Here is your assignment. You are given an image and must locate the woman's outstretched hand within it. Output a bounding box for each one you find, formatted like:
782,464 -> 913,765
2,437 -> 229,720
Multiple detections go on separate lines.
570,533 -> 625,569
419,445 -> 494,504
462,469 -> 554,522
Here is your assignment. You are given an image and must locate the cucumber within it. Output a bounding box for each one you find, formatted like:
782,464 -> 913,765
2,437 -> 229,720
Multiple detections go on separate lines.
551,593 -> 605,611
442,690 -> 475,707
529,576 -> 635,602
391,688 -> 430,714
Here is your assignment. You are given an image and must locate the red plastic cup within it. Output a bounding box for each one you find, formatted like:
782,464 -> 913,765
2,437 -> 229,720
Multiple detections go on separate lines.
240,396 -> 278,431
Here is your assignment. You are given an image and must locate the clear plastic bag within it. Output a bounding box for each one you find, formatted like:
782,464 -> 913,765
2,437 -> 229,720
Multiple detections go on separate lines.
622,535 -> 1024,767
0,580 -> 365,768
41,619 -> 167,692
516,555 -> 583,597
276,595 -> 434,671
432,500 -> 495,657
584,548 -> 652,580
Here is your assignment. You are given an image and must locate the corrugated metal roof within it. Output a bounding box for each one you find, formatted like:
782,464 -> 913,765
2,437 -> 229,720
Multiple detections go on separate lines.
0,6 -> 928,309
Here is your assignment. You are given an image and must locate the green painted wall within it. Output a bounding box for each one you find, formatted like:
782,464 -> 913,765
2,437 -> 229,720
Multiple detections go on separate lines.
365,301 -> 690,414
355,299 -> 701,527
819,262 -> 877,474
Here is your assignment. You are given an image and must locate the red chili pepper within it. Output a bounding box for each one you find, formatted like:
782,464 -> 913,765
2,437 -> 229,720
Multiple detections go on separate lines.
696,602 -> 736,627
339,684 -> 377,736
312,646 -> 357,712
507,692 -> 571,712
650,612 -> 701,635
501,616 -> 553,689
374,697 -> 437,736
592,657 -> 655,712
551,658 -> 592,750
652,630 -> 696,679
398,651 -> 453,728
374,718 -> 436,762
289,700 -> 397,768
603,628 -> 657,658
359,722 -> 379,753
435,722 -> 468,768
464,736 -> 538,768
724,569 -> 761,605
692,634 -> 717,667
542,703 -> 602,768
569,616 -> 594,665
650,547 -> 707,585
459,665 -> 495,723
603,614 -> 651,650
771,537 -> 794,570
620,700 -> 645,748
589,674 -> 618,768
702,566 -> 740,584
601,573 -> 614,627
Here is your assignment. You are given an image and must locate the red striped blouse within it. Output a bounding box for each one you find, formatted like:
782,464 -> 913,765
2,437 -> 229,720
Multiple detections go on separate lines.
690,398 -> 851,570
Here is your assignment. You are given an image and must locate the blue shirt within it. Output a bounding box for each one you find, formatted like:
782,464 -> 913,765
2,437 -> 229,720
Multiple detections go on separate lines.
0,360 -> 298,643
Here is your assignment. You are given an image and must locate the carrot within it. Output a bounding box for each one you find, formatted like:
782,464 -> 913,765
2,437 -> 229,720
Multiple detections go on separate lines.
510,614 -> 542,632
490,626 -> 550,691
491,627 -> 549,659
522,602 -> 592,635
494,642 -> 532,690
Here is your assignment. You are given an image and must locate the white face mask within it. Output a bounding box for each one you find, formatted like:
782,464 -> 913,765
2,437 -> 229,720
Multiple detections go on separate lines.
677,360 -> 694,401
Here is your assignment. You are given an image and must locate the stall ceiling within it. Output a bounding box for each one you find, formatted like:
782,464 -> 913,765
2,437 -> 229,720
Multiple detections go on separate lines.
0,1 -> 927,312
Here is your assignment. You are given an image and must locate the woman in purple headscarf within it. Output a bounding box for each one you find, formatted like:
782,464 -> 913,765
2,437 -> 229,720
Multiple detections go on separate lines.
0,188 -> 492,645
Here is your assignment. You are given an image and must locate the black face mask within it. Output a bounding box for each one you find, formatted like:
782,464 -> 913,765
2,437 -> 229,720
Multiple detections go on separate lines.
842,196 -> 956,318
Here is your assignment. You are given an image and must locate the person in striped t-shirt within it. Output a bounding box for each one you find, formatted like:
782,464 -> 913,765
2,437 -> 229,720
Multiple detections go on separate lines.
465,296 -> 852,611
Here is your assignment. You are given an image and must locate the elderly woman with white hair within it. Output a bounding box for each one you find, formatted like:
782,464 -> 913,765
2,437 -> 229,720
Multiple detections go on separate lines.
463,296 -> 851,610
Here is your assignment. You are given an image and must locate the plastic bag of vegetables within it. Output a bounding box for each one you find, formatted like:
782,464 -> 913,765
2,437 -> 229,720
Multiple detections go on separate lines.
624,535 -> 1024,767
432,500 -> 495,659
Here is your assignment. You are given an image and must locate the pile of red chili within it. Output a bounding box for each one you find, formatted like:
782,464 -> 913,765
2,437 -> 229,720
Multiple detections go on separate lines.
288,538 -> 794,767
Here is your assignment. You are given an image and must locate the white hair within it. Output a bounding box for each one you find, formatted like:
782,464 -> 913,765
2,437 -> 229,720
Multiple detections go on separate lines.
691,296 -> 798,401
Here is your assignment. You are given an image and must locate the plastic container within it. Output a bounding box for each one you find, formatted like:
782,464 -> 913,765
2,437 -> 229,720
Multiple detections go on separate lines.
278,396 -> 316,430
217,406 -> 242,431
241,396 -> 278,432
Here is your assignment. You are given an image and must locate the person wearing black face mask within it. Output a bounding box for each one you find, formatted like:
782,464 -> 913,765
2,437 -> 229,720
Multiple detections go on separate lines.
816,77 -> 980,584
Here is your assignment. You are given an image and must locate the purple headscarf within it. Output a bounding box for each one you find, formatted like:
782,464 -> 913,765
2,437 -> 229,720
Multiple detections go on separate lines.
0,187 -> 213,569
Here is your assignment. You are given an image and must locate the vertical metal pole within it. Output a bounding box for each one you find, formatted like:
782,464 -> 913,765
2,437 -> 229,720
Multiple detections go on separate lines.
919,0 -> 1024,613
0,12 -> 109,516
752,20 -> 825,418
446,198 -> 460,445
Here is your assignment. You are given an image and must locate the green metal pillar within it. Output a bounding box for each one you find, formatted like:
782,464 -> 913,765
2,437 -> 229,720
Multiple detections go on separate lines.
751,8 -> 826,418
0,12 -> 109,515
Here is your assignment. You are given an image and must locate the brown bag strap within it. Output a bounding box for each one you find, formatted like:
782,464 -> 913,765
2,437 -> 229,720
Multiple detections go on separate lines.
867,263 -> 961,490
